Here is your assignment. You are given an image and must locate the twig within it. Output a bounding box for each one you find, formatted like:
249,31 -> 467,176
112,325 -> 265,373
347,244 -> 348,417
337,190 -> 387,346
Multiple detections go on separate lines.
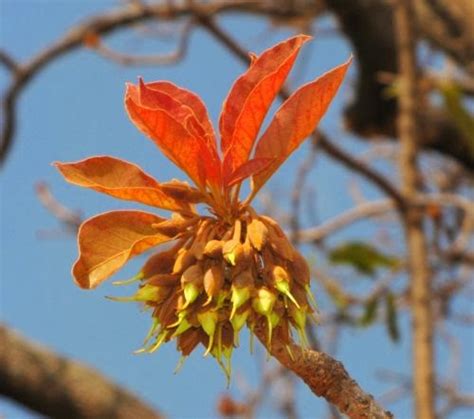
93,18 -> 194,66
35,182 -> 82,231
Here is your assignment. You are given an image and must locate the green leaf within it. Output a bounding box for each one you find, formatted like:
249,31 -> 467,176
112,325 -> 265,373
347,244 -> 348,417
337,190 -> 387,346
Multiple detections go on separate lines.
385,292 -> 400,342
440,82 -> 474,159
359,298 -> 379,327
329,241 -> 400,276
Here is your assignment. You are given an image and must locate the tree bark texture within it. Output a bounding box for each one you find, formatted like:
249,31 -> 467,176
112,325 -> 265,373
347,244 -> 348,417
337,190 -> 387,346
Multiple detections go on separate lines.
0,324 -> 162,419
394,1 -> 436,418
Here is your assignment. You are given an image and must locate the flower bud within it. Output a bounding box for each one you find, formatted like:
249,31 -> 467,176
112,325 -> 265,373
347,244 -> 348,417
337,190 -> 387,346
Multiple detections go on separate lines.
230,307 -> 249,334
198,310 -> 218,355
271,266 -> 300,308
288,303 -> 309,347
203,265 -> 225,304
230,270 -> 253,319
223,239 -> 240,266
141,249 -> 176,278
204,240 -> 224,258
247,217 -> 268,251
173,247 -> 196,274
252,287 -> 276,316
289,250 -> 311,287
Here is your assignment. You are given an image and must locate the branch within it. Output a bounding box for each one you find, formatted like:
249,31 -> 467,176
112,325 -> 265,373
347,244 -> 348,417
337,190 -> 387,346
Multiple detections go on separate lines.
297,192 -> 473,244
0,324 -> 162,418
394,1 -> 436,418
92,18 -> 195,66
325,0 -> 474,170
254,326 -> 393,419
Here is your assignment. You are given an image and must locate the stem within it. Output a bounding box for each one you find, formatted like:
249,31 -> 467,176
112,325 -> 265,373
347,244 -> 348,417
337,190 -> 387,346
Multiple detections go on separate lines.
394,1 -> 435,418
254,325 -> 393,419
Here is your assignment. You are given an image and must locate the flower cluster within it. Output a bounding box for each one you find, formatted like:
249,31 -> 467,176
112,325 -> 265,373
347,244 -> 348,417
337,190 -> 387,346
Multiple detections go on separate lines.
56,34 -> 350,377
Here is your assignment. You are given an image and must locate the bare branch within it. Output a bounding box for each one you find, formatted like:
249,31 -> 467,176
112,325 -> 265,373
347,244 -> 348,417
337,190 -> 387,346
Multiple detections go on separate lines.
394,1 -> 436,417
92,19 -> 195,66
0,323 -> 162,419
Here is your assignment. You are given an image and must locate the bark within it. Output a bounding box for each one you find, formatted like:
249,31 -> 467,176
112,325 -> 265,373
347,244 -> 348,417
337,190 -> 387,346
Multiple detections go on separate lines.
394,1 -> 436,418
254,326 -> 393,419
326,0 -> 474,170
0,324 -> 162,419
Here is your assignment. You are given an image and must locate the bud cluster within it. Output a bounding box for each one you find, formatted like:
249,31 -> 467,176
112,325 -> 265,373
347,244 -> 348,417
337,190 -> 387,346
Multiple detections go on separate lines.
114,208 -> 315,378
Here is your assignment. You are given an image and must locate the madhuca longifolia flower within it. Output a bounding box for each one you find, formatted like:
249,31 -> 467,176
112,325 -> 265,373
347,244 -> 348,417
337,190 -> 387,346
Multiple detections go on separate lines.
55,34 -> 351,378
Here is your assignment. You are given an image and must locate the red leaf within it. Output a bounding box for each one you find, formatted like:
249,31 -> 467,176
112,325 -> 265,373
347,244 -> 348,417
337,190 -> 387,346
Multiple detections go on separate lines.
55,156 -> 196,211
73,210 -> 173,289
219,35 -> 310,176
225,158 -> 274,187
252,57 -> 352,195
125,81 -> 221,189
143,81 -> 216,150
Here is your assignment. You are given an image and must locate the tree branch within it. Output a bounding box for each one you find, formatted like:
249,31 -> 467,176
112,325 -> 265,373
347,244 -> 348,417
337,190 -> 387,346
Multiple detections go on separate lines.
394,1 -> 436,417
254,326 -> 393,419
326,0 -> 474,170
0,324 -> 163,418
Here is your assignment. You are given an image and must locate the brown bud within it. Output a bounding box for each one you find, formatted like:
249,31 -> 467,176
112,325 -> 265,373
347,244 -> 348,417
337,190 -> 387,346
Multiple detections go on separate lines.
181,264 -> 203,285
148,273 -> 179,287
204,265 -> 225,299
247,217 -> 268,251
204,240 -> 224,258
289,250 -> 310,286
173,247 -> 195,274
141,250 -> 175,278
177,328 -> 202,356
157,291 -> 179,327
223,239 -> 240,265
154,214 -> 195,237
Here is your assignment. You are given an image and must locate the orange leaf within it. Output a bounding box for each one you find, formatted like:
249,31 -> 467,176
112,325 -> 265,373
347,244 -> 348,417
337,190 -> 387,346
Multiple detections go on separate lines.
225,158 -> 273,187
125,81 -> 221,189
54,156 -> 193,211
219,35 -> 310,175
252,57 -> 352,195
143,81 -> 216,150
73,210 -> 172,289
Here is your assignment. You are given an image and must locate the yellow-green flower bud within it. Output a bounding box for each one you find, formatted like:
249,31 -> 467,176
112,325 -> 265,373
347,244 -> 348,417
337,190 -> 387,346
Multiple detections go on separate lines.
230,286 -> 250,319
272,266 -> 300,308
198,310 -> 218,356
252,287 -> 276,316
183,283 -> 200,308
198,310 -> 218,338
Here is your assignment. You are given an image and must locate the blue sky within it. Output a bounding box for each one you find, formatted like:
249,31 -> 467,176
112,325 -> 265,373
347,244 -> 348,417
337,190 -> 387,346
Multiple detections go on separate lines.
1,1 -> 472,418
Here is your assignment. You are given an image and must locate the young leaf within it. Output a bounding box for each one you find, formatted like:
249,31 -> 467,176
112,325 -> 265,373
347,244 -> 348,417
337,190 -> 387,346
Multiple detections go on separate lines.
359,298 -> 379,327
252,58 -> 352,195
55,156 -> 193,211
225,157 -> 273,187
385,292 -> 400,342
73,210 -> 172,289
143,81 -> 217,149
220,35 -> 310,175
329,241 -> 399,276
125,83 -> 220,189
